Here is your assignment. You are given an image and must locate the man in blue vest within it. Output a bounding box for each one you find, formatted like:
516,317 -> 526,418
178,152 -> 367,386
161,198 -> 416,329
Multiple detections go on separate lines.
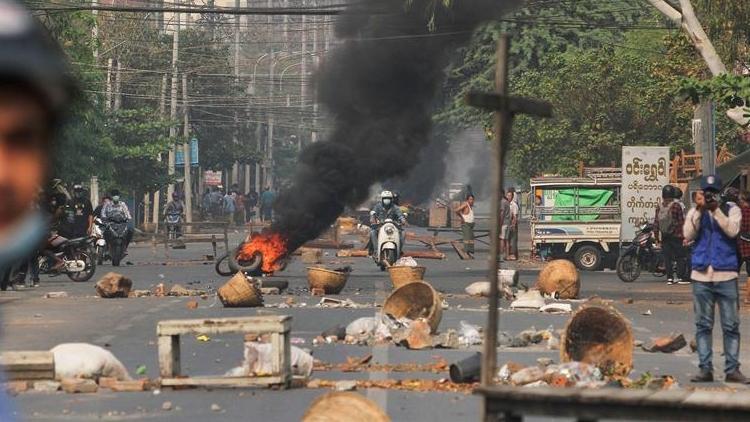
684,175 -> 746,383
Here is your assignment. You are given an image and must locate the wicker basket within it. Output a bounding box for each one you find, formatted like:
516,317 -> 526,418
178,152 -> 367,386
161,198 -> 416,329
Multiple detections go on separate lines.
387,266 -> 426,289
561,302 -> 633,376
217,272 -> 263,307
536,259 -> 580,299
382,281 -> 442,333
307,267 -> 349,294
302,392 -> 390,422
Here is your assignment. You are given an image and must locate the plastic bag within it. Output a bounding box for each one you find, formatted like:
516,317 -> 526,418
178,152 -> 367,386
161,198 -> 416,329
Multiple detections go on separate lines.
544,362 -> 602,387
458,321 -> 482,347
51,343 -> 131,381
345,317 -> 379,338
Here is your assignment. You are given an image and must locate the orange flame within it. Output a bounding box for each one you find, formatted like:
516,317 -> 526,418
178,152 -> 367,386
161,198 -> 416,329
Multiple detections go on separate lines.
237,231 -> 288,274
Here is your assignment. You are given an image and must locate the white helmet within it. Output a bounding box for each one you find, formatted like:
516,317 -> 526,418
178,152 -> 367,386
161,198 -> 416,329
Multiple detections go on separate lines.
381,190 -> 394,207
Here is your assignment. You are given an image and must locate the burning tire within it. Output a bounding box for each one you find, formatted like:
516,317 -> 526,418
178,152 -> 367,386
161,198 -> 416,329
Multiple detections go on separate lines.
227,245 -> 262,274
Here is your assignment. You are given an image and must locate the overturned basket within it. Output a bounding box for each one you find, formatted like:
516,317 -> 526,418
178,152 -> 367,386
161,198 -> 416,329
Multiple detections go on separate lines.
382,281 -> 442,333
387,266 -> 426,289
217,272 -> 263,307
307,267 -> 349,295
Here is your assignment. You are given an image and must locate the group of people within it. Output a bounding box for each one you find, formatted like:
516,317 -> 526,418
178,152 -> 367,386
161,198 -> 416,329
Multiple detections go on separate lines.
454,187 -> 520,260
653,175 -> 750,383
201,185 -> 275,225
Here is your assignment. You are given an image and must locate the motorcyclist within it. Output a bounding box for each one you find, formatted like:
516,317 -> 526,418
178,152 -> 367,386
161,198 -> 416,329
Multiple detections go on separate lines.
101,189 -> 133,251
60,184 -> 93,239
369,191 -> 406,256
164,191 -> 185,237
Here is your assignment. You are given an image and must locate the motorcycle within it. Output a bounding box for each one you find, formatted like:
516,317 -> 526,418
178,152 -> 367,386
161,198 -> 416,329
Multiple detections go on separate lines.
616,222 -> 665,282
165,213 -> 182,240
104,215 -> 129,267
37,236 -> 97,282
92,217 -> 108,265
372,218 -> 402,270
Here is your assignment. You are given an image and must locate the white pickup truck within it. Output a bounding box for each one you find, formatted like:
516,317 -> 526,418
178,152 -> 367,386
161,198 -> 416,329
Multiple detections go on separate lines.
530,170 -> 621,271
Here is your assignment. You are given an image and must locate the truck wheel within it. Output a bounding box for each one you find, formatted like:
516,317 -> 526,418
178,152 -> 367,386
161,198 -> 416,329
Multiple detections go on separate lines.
574,245 -> 602,271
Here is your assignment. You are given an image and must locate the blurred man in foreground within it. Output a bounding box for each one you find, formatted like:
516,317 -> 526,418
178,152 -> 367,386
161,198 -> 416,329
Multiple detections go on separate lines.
0,0 -> 77,417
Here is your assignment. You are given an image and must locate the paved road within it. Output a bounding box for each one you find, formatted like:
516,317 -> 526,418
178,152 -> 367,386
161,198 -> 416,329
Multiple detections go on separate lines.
1,226 -> 749,421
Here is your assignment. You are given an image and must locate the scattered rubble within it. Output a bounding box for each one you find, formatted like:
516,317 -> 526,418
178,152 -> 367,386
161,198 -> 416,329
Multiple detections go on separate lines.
510,290 -> 545,310
95,273 -> 133,298
44,292 -> 68,299
32,380 -> 60,392
641,334 -> 687,353
61,378 -> 98,394
334,380 -> 358,391
449,353 -> 481,383
401,319 -> 433,350
316,297 -> 366,308
162,401 -> 173,411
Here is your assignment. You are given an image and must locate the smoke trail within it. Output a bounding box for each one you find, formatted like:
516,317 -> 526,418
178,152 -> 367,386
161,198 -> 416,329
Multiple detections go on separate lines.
272,0 -> 518,251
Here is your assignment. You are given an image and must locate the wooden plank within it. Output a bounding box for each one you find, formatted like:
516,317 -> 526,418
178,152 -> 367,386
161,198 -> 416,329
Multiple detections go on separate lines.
403,250 -> 446,260
451,241 -> 470,260
161,376 -> 285,387
0,351 -> 54,371
336,249 -> 368,258
158,335 -> 180,378
4,370 -> 55,380
157,316 -> 291,336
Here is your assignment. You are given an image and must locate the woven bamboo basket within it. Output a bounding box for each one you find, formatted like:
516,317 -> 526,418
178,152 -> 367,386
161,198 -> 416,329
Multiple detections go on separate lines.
302,392 -> 390,422
307,267 -> 349,294
560,302 -> 633,376
382,281 -> 442,333
217,272 -> 263,307
536,259 -> 581,299
387,266 -> 426,289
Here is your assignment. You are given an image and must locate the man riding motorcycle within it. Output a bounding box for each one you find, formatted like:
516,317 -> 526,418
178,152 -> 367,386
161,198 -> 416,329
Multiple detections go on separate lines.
369,191 -> 406,256
164,191 -> 185,238
101,190 -> 133,252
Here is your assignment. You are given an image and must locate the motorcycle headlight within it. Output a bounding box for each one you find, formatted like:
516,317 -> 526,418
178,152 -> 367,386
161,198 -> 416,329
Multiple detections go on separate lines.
385,227 -> 394,235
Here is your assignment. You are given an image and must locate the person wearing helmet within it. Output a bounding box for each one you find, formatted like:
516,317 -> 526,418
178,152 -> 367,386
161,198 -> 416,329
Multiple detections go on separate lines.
368,191 -> 406,256
683,175 -> 746,383
59,184 -> 93,239
164,191 -> 185,237
101,190 -> 133,250
654,184 -> 687,285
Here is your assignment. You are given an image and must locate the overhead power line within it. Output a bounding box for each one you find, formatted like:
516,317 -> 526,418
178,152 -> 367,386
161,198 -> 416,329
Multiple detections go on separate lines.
27,4 -> 345,15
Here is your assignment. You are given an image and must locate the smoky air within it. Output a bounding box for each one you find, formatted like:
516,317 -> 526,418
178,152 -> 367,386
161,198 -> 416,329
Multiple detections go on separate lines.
272,0 -> 519,251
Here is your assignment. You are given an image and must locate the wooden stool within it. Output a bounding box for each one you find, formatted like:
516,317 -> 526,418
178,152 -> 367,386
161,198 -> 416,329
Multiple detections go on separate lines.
157,316 -> 292,388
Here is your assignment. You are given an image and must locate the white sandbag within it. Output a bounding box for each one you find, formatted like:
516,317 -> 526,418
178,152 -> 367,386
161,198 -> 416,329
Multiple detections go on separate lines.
51,343 -> 131,381
510,290 -> 545,310
394,257 -> 419,267
242,342 -> 314,377
345,317 -> 379,337
465,280 -> 514,297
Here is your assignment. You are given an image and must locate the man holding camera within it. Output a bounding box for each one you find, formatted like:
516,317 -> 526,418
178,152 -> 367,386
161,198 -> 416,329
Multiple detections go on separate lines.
684,175 -> 745,383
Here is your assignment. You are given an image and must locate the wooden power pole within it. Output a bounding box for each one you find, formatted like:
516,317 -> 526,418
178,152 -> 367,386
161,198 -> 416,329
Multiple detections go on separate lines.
465,35 -> 552,390
168,12 -> 180,200
182,74 -> 193,225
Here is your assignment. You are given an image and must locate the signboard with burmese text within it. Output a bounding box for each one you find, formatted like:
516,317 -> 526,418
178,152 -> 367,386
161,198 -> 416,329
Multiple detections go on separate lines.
620,146 -> 670,241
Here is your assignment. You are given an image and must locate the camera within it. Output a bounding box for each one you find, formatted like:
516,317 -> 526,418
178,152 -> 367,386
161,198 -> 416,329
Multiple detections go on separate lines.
703,190 -> 718,204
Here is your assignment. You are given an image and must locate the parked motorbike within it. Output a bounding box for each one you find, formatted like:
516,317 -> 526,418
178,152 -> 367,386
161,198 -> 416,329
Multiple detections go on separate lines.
372,218 -> 402,270
165,213 -> 182,240
616,222 -> 665,282
92,217 -> 108,265
38,236 -> 97,282
104,215 -> 129,267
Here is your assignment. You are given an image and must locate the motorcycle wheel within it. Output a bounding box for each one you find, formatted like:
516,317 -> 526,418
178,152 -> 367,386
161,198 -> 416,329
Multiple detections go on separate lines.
384,249 -> 397,267
111,242 -> 123,267
67,250 -> 96,282
616,254 -> 641,283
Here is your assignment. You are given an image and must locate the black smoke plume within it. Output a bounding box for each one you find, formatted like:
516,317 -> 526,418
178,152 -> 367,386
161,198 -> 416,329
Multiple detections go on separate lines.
272,0 -> 518,251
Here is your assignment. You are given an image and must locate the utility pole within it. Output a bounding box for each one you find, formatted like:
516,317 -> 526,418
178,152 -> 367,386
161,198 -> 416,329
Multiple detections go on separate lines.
182,73 -> 193,225
231,0 -> 241,188
300,0 -> 307,148
694,100 -> 716,175
91,0 -> 99,61
105,58 -> 113,111
113,59 -> 122,111
168,13 -> 180,200
267,52 -> 276,190
153,74 -> 168,233
311,4 -> 318,144
464,35 -> 552,391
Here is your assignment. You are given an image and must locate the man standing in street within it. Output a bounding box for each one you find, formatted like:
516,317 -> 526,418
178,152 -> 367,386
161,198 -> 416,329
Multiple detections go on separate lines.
507,190 -> 519,261
684,175 -> 747,383
655,184 -> 688,285
223,189 -> 236,225
499,188 -> 511,260
260,187 -> 275,222
454,193 -> 475,258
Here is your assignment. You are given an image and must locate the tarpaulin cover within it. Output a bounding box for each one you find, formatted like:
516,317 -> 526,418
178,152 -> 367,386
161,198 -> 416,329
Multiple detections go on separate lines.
553,189 -> 614,221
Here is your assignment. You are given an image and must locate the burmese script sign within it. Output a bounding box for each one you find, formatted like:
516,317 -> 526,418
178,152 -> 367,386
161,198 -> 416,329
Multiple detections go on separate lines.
620,146 -> 670,241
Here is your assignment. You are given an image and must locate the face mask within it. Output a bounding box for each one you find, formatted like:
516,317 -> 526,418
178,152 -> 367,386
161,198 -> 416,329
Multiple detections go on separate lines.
0,212 -> 46,270
383,199 -> 392,206
112,196 -> 120,203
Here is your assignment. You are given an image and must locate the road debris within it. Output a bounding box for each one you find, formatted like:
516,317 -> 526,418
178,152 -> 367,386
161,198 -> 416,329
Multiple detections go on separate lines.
229,342 -> 314,378
61,378 -> 98,394
210,403 -> 222,412
44,291 -> 68,298
334,380 -> 358,391
162,401 -> 173,411
95,272 -> 133,298
401,319 -> 433,350
642,309 -> 653,316
536,260 -> 580,299
307,267 -> 350,295
458,321 -> 482,347
316,297 -> 366,308
464,281 -> 513,299
217,272 -> 263,308
32,380 -> 60,392
51,343 -> 131,381
510,289 -> 545,310
449,352 -> 481,383
641,334 -> 687,353
539,303 -> 573,314
383,281 -> 442,333
561,303 -> 633,376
